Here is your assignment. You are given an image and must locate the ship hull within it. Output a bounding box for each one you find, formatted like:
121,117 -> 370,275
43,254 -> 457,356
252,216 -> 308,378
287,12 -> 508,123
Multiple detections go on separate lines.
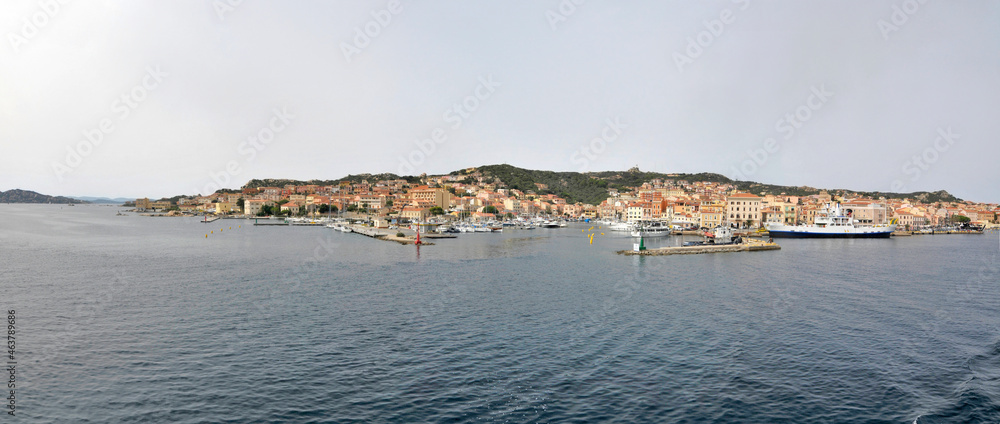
767,230 -> 893,239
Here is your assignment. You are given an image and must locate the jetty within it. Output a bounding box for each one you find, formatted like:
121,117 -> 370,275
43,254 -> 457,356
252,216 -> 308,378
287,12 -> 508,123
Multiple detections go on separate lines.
254,222 -> 289,226
347,225 -> 434,245
893,229 -> 984,236
618,239 -> 780,256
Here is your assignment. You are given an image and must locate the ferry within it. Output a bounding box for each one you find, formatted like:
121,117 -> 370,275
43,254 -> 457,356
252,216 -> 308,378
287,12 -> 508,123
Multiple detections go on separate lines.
630,220 -> 672,238
766,203 -> 897,238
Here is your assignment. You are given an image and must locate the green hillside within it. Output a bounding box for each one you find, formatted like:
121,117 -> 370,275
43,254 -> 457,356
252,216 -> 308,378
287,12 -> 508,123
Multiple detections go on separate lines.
222,164 -> 962,206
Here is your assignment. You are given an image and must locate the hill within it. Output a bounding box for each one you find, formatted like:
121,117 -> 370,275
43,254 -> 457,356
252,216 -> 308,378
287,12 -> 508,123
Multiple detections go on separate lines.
227,164 -> 962,206
241,174 -> 420,190
0,189 -> 85,204
469,164 -> 962,205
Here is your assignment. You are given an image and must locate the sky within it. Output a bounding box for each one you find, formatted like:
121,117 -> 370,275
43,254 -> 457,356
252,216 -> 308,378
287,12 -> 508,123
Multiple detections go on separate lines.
1,0 -> 998,202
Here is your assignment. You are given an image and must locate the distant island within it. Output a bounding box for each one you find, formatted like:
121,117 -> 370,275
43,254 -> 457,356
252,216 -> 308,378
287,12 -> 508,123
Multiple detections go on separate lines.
0,189 -> 85,204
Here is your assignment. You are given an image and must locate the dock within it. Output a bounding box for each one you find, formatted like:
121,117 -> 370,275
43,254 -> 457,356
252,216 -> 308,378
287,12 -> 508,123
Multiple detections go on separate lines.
893,230 -> 983,236
347,225 -> 435,245
618,239 -> 780,256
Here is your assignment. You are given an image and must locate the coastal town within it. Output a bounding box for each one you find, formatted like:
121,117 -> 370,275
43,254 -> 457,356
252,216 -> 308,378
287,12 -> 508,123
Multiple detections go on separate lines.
128,167 -> 999,231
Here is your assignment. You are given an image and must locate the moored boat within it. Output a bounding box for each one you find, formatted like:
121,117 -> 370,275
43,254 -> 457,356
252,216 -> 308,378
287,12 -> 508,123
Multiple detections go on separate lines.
630,220 -> 672,238
765,203 -> 897,238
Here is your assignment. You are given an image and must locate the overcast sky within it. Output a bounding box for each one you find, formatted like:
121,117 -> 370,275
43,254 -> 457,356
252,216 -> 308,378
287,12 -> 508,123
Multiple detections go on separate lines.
1,0 -> 998,202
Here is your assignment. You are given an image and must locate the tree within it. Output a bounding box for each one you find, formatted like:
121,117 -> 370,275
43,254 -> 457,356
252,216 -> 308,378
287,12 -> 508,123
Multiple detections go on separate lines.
504,212 -> 514,220
429,206 -> 445,215
483,205 -> 498,214
297,205 -> 306,216
318,204 -> 330,214
347,204 -> 358,212
236,198 -> 245,210
951,215 -> 971,223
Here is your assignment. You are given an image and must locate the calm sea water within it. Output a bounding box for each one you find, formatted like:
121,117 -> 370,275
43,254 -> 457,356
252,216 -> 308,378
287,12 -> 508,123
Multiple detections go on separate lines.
2,204 -> 1000,423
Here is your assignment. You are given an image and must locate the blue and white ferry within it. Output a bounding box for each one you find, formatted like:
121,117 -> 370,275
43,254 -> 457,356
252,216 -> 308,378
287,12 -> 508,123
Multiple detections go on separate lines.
766,203 -> 897,238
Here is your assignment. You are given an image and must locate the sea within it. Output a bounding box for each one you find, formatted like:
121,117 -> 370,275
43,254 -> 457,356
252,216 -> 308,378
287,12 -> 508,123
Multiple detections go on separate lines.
2,204 -> 999,423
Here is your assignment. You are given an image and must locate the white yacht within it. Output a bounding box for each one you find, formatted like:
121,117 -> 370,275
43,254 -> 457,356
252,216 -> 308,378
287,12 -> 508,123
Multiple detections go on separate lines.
608,221 -> 635,232
630,220 -> 672,238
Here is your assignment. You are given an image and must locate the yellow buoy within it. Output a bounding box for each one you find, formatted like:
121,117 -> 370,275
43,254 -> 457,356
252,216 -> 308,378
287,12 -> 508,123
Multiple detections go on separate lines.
211,231 -> 213,234
229,227 -> 231,229
205,234 -> 208,238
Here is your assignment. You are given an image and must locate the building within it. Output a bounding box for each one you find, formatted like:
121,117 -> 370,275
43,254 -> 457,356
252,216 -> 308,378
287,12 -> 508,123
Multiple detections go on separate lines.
400,206 -> 430,221
726,193 -> 762,227
843,202 -> 888,226
215,202 -> 234,214
135,198 -> 151,211
698,205 -> 724,228
244,199 -> 273,216
410,186 -> 452,208
503,198 -> 522,215
356,195 -> 386,210
625,203 -> 644,222
150,200 -> 173,210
